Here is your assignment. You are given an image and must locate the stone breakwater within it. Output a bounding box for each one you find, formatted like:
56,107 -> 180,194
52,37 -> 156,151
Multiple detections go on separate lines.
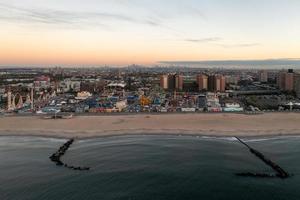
235,137 -> 290,179
49,139 -> 90,171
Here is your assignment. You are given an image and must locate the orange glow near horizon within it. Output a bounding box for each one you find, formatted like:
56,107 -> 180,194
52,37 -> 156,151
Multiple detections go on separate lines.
1,35 -> 300,66
0,22 -> 300,66
0,1 -> 300,66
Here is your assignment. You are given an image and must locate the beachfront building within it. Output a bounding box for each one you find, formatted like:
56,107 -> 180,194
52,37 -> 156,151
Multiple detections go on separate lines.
197,95 -> 207,110
206,93 -> 222,112
223,103 -> 244,112
115,100 -> 127,112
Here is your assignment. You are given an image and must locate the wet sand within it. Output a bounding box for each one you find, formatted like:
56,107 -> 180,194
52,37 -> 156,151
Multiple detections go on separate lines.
0,113 -> 299,138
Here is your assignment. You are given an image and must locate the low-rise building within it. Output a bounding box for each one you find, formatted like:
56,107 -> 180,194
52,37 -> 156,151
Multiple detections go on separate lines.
206,93 -> 222,112
75,91 -> 92,100
34,75 -> 51,89
59,79 -> 81,93
223,103 -> 244,112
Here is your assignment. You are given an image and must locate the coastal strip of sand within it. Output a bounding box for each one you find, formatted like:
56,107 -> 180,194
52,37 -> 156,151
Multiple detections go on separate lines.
0,113 -> 299,138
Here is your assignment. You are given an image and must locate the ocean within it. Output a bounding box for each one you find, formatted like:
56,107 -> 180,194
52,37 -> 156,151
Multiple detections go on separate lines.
0,135 -> 299,200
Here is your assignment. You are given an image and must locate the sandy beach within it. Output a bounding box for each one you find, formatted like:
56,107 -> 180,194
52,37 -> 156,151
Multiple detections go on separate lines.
0,113 -> 299,138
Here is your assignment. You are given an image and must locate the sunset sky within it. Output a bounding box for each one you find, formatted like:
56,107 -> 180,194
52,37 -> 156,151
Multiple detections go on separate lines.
0,0 -> 300,66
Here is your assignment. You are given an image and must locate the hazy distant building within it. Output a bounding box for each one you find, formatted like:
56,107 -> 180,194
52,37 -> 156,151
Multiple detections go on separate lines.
278,70 -> 294,91
259,70 -> 268,83
225,76 -> 239,85
278,72 -> 285,90
197,74 -> 208,91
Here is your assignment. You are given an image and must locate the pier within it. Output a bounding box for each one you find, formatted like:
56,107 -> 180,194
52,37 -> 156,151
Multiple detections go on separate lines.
235,137 -> 289,179
49,139 -> 90,171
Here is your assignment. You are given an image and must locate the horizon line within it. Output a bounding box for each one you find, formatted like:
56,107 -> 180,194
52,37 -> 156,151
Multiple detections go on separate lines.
1,58 -> 300,69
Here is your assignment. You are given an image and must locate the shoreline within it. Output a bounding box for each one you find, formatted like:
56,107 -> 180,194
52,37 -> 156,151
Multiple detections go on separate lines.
0,113 -> 300,139
1,132 -> 300,141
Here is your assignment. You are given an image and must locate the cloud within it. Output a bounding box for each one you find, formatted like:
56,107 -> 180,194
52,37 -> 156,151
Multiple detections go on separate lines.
159,59 -> 300,67
0,1 -> 207,38
183,6 -> 206,19
183,38 -> 260,49
184,37 -> 222,43
182,37 -> 259,48
218,43 -> 261,48
0,2 -> 162,29
143,19 -> 161,26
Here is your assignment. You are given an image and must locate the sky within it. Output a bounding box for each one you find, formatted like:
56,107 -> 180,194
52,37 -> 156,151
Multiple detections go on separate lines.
0,0 -> 300,67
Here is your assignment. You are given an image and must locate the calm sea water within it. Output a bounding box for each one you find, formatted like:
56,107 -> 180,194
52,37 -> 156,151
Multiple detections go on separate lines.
0,135 -> 300,200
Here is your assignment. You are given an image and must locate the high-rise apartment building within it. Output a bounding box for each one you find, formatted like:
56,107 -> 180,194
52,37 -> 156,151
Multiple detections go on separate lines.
160,75 -> 168,90
197,74 -> 208,91
160,74 -> 183,91
278,70 -> 294,91
175,75 -> 184,91
207,75 -> 226,92
294,73 -> 300,98
167,75 -> 176,90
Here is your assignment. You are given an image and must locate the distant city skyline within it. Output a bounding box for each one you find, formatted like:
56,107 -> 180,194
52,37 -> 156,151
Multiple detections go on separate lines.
0,0 -> 300,66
